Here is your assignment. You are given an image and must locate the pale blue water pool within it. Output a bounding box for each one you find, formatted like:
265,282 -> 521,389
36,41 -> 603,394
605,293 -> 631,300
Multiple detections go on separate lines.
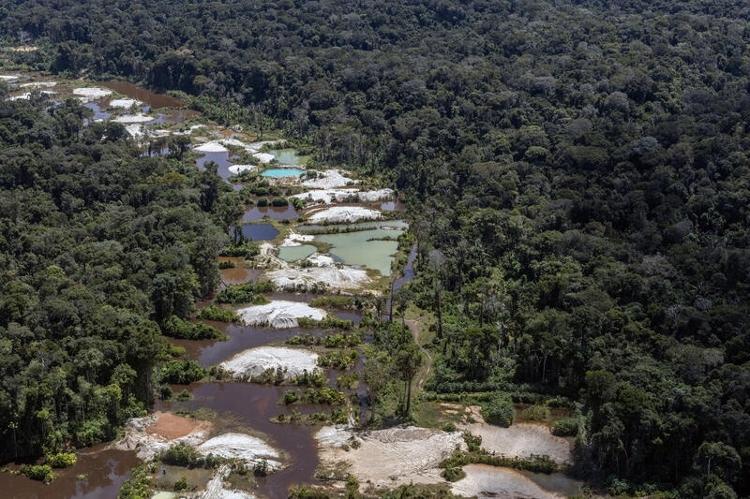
261,167 -> 305,178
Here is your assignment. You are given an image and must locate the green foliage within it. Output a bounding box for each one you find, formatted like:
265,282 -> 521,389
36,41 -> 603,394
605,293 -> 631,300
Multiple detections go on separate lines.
216,282 -> 272,304
160,443 -> 201,467
159,360 -> 206,384
482,393 -> 514,427
20,464 -> 55,483
287,332 -> 362,348
520,404 -> 550,422
440,466 -> 465,482
46,451 -> 77,468
441,449 -> 558,474
118,463 -> 153,499
220,241 -> 259,258
551,417 -> 579,437
162,316 -> 225,340
297,316 -> 353,330
196,305 -> 237,322
317,349 -> 358,370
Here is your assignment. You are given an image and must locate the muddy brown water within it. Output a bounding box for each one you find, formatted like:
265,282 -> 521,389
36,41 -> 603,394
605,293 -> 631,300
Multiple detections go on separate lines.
104,80 -> 183,108
242,205 -> 299,222
0,446 -> 139,499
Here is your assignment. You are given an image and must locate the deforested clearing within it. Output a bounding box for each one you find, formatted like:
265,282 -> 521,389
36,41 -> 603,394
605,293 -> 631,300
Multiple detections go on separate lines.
116,412 -> 213,460
301,169 -> 357,189
228,164 -> 256,175
316,426 -> 465,490
219,346 -> 319,380
463,422 -> 573,465
237,300 -> 327,328
291,188 -> 393,205
19,81 -> 57,88
197,433 -> 282,469
451,464 -> 583,499
266,266 -> 370,291
306,206 -> 382,224
253,152 -> 275,163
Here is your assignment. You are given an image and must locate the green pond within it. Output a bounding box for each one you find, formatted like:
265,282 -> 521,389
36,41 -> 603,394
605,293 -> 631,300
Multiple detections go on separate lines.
268,148 -> 308,166
278,244 -> 317,262
316,228 -> 403,276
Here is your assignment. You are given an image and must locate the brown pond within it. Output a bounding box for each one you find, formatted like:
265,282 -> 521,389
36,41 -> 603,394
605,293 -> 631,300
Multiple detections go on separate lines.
104,80 -> 183,108
0,446 -> 139,499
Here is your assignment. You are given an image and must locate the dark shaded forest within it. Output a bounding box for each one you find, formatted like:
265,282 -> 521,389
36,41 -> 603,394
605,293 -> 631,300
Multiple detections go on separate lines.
1,0 -> 750,496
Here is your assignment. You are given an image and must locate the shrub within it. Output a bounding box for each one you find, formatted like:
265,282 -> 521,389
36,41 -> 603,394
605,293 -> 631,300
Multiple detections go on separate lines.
161,443 -> 201,467
463,431 -> 482,452
521,404 -> 550,422
160,360 -> 206,384
46,452 -> 77,468
196,305 -> 237,322
218,260 -> 235,269
217,282 -> 273,304
221,241 -> 259,258
551,417 -> 579,437
256,198 -> 269,207
482,392 -> 514,427
271,197 -> 289,206
441,466 -> 465,482
163,316 -> 224,340
174,476 -> 189,491
21,464 -> 55,483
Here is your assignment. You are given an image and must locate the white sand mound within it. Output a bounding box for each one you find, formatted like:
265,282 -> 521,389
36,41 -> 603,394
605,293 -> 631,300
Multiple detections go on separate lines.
0,75 -> 20,81
20,81 -> 57,88
198,433 -> 281,469
116,413 -> 212,460
219,346 -> 319,380
109,98 -> 141,109
292,188 -> 393,205
253,152 -> 275,163
306,253 -> 335,267
74,87 -> 113,99
237,300 -> 327,328
463,422 -> 573,465
228,164 -> 256,175
7,93 -> 30,101
244,140 -> 283,153
113,113 -> 154,124
451,464 -> 579,499
281,232 -> 314,247
220,138 -> 248,148
195,142 -> 229,153
302,169 -> 357,189
125,124 -> 143,137
200,465 -> 256,499
307,206 -> 382,224
317,426 -> 465,489
267,266 -> 370,292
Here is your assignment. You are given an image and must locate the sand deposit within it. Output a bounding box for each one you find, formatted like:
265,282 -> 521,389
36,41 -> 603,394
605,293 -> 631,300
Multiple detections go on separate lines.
237,300 -> 327,328
291,188 -> 393,205
301,169 -> 357,189
198,433 -> 282,469
228,164 -> 256,175
116,412 -> 212,460
463,422 -> 573,465
266,266 -> 370,292
20,81 -> 57,88
253,152 -> 275,163
109,98 -> 142,109
113,113 -> 155,124
451,464 -> 581,499
316,426 -> 465,489
195,142 -> 229,153
307,206 -> 382,224
219,346 -> 319,380
281,232 -> 314,247
73,87 -> 113,99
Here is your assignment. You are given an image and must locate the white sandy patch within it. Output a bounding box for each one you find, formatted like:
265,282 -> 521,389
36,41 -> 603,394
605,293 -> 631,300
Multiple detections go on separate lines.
463,422 -> 573,465
228,164 -> 256,175
20,81 -> 57,88
7,93 -> 30,101
302,169 -> 358,189
281,232 -> 314,247
267,266 -> 370,292
125,124 -> 144,137
306,253 -> 335,267
198,433 -> 281,469
195,141 -> 229,153
292,188 -> 393,205
317,426 -> 465,490
244,140 -> 283,153
307,206 -> 382,224
200,465 -> 256,499
73,87 -> 113,100
237,300 -> 327,328
258,242 -> 276,256
0,75 -> 20,81
253,152 -> 275,163
219,346 -> 319,380
220,138 -> 248,148
109,98 -> 142,109
451,464 -> 578,499
116,413 -> 211,460
113,113 -> 154,124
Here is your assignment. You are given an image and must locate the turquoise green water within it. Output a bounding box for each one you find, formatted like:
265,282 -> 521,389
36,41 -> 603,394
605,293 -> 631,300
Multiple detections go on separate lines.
316,229 -> 403,276
261,167 -> 305,178
268,148 -> 308,166
278,244 -> 317,262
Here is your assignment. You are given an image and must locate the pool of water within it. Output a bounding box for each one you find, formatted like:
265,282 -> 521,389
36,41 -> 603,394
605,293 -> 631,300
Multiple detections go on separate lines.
277,244 -> 317,262
232,223 -> 279,242
104,80 -> 183,108
261,168 -> 305,178
267,148 -> 307,166
316,228 -> 403,276
84,101 -> 111,121
197,151 -> 233,180
242,205 -> 298,222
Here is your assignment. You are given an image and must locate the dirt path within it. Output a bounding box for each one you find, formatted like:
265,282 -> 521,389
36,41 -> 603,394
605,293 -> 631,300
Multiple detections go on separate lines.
405,318 -> 433,391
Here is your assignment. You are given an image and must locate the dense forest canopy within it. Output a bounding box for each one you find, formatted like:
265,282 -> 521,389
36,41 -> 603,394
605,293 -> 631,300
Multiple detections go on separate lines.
1,0 -> 750,496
